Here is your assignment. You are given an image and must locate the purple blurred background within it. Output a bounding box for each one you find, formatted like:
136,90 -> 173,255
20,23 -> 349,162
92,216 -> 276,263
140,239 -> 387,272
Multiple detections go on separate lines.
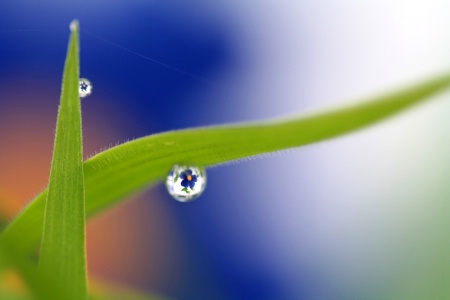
1,1 -> 450,299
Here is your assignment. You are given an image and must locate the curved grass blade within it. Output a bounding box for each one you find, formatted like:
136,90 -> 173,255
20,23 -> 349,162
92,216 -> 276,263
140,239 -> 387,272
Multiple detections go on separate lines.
37,20 -> 87,300
1,73 -> 450,271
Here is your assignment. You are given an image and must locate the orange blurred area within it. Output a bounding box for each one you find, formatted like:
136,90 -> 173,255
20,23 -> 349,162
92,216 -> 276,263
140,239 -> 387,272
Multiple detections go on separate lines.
0,102 -> 54,216
0,77 -> 185,292
0,270 -> 29,297
87,191 -> 185,290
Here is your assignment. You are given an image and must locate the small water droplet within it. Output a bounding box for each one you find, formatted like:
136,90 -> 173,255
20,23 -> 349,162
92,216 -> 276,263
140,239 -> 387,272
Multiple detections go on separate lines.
166,165 -> 206,202
79,78 -> 93,98
70,20 -> 79,32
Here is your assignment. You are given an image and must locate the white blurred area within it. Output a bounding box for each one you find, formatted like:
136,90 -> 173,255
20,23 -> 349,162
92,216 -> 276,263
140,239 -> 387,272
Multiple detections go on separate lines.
203,1 -> 450,298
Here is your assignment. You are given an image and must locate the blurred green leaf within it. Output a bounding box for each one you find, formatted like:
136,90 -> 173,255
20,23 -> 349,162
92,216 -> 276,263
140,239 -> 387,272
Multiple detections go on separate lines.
37,20 -> 87,300
0,245 -> 63,299
0,292 -> 31,300
1,72 -> 450,277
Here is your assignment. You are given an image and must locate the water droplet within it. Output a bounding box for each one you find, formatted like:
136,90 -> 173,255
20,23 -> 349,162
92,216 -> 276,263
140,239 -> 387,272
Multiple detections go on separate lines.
70,20 -> 79,32
166,165 -> 206,202
79,78 -> 93,98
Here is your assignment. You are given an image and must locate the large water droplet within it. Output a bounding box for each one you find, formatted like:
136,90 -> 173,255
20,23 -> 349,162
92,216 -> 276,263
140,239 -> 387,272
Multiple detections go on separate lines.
166,165 -> 206,202
79,78 -> 93,98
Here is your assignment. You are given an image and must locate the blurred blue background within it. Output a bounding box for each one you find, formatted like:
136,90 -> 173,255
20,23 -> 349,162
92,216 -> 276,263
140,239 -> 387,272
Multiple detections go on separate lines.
1,1 -> 450,299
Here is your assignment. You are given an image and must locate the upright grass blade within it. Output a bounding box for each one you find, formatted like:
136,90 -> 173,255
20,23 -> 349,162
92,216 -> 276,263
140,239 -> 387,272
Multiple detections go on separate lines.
1,73 -> 450,276
38,20 -> 87,300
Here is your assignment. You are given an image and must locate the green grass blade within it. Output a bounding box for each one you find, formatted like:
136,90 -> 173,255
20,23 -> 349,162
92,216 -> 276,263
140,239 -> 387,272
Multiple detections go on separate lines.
80,73 -> 450,214
1,73 -> 450,272
37,20 -> 87,300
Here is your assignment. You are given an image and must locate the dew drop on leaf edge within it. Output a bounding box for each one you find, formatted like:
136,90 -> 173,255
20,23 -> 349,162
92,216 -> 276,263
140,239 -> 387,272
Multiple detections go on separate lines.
166,165 -> 206,202
79,78 -> 93,98
69,19 -> 79,31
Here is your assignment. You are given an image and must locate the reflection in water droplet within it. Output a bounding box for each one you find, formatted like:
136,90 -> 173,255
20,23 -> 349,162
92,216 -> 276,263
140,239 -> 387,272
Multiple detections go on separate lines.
79,78 -> 93,98
166,165 -> 206,202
